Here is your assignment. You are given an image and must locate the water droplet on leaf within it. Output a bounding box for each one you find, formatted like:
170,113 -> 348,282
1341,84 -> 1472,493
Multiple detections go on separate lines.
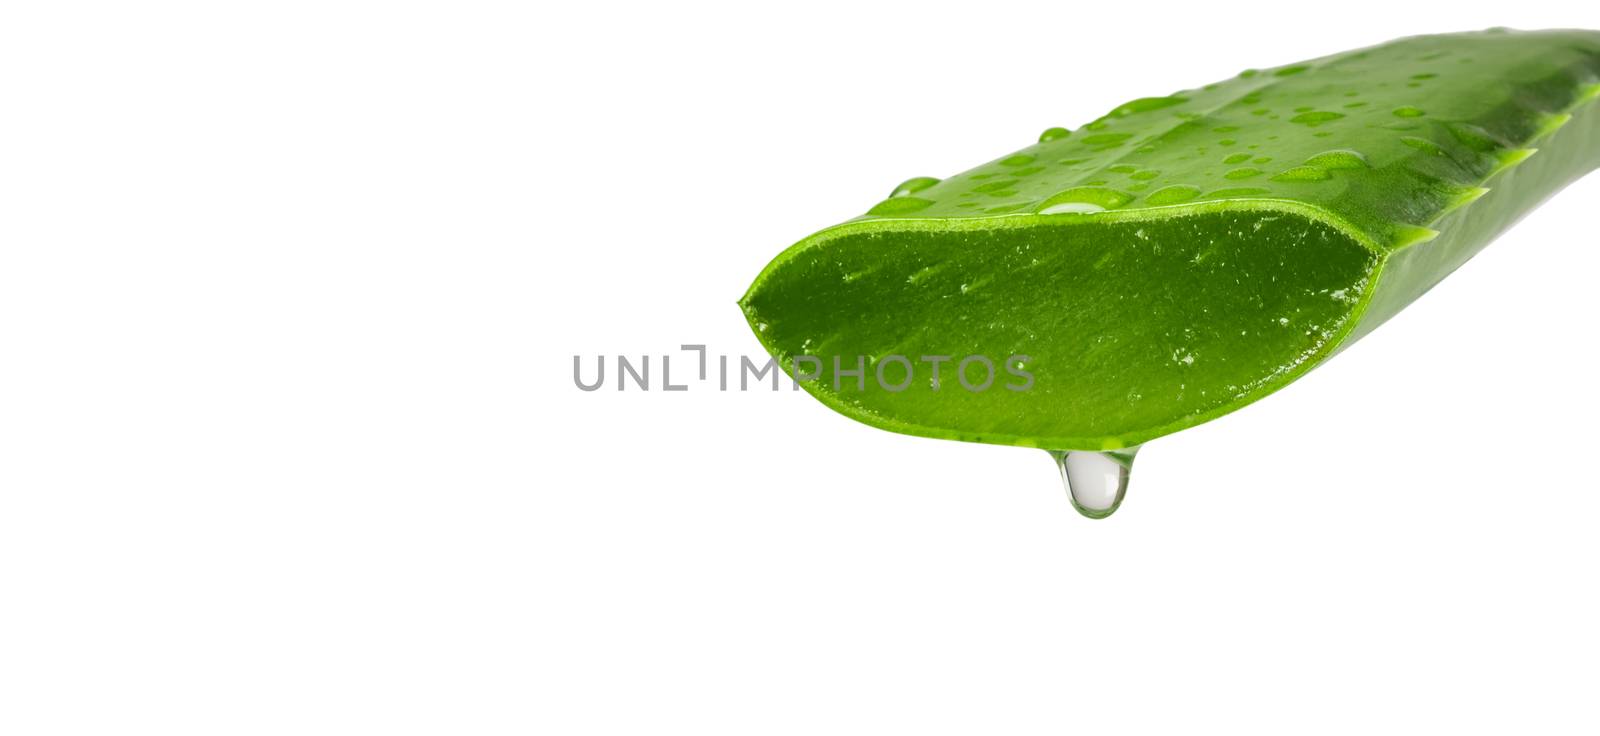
1037,186 -> 1134,214
1110,96 -> 1188,117
1144,184 -> 1202,205
1304,150 -> 1369,169
1289,111 -> 1345,126
888,176 -> 940,198
1038,127 -> 1072,142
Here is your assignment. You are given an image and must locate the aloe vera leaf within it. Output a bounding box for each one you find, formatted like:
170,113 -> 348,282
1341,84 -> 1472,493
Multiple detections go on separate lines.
740,29 -> 1600,451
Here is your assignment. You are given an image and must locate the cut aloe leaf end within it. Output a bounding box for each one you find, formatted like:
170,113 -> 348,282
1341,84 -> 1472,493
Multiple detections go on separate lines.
741,29 -> 1600,453
1052,446 -> 1140,519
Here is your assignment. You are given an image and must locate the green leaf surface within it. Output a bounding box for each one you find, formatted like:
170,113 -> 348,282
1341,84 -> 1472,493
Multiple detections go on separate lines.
741,29 -> 1600,450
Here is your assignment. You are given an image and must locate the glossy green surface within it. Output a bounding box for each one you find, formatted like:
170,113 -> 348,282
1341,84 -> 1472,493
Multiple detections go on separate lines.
741,29 -> 1600,450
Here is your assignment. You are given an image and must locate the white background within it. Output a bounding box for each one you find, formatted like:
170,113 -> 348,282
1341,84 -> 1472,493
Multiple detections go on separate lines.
3,2 -> 1599,734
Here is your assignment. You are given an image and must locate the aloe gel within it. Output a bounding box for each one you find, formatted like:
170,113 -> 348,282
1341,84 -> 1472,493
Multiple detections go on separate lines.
740,30 -> 1600,513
